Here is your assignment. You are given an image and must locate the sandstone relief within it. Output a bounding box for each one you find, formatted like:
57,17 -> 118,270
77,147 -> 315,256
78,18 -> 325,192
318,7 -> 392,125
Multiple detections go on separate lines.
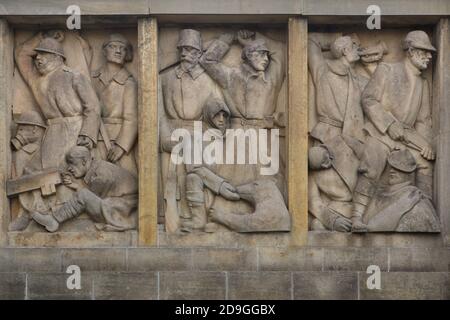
308,30 -> 440,233
7,29 -> 138,233
159,27 -> 289,234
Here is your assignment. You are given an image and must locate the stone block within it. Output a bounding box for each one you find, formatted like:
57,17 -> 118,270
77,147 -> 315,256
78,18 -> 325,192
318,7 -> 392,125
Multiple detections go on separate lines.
293,272 -> 358,300
159,272 -> 226,300
359,272 -> 450,300
323,247 -> 388,271
0,248 -> 61,272
62,249 -> 126,272
127,248 -> 192,271
192,248 -> 257,271
92,272 -> 157,300
27,272 -> 93,300
228,272 -> 292,300
389,248 -> 449,272
0,273 -> 26,300
258,247 -> 323,271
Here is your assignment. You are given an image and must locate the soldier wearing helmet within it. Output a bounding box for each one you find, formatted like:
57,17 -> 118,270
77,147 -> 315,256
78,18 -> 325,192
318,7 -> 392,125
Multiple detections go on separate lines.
14,31 -> 101,210
351,31 -> 436,232
362,149 -> 440,232
91,33 -> 138,175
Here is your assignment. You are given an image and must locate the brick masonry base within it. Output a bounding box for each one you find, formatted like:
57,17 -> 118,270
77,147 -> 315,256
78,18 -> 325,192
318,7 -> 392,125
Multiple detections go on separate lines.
0,242 -> 449,299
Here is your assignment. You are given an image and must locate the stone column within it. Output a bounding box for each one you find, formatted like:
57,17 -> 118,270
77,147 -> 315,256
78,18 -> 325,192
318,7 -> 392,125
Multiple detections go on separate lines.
138,17 -> 159,246
433,18 -> 450,245
0,19 -> 13,246
287,17 -> 308,246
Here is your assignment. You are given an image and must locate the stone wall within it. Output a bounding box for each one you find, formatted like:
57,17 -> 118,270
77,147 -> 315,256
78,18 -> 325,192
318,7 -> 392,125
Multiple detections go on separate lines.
0,0 -> 449,300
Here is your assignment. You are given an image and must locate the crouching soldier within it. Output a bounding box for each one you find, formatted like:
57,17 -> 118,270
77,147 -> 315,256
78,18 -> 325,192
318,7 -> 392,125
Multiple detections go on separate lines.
31,146 -> 138,232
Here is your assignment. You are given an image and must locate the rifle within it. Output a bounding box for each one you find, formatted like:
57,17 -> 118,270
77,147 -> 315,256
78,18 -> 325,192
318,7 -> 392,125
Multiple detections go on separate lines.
6,168 -> 62,198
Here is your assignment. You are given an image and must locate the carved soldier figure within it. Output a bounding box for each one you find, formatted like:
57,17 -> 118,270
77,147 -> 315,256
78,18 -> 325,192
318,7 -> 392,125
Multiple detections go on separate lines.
200,29 -> 285,127
31,146 -> 138,232
15,31 -> 100,169
351,31 -> 436,231
308,34 -> 365,145
364,149 -> 440,232
91,33 -> 138,175
8,111 -> 47,231
308,142 -> 354,232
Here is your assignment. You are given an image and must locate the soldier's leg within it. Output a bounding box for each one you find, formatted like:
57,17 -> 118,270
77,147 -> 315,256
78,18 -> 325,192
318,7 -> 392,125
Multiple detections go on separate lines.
183,172 -> 207,230
31,188 -> 95,232
352,138 -> 390,231
410,149 -> 433,197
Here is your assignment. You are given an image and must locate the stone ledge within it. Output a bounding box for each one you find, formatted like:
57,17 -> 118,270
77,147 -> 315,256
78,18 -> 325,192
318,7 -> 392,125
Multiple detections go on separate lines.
7,231 -> 137,247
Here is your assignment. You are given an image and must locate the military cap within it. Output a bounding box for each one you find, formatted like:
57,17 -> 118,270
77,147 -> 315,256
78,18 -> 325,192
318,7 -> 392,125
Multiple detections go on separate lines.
402,30 -> 436,52
34,38 -> 66,59
387,149 -> 417,173
177,29 -> 202,51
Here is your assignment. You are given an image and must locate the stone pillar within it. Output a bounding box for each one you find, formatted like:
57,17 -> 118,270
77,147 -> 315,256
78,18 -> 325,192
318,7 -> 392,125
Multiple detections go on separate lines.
138,17 -> 159,246
0,19 -> 12,246
287,17 -> 308,246
433,18 -> 450,245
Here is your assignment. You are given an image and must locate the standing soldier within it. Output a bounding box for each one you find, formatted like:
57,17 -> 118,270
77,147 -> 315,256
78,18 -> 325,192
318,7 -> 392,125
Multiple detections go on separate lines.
91,33 -> 138,175
352,31 -> 436,231
14,31 -> 101,208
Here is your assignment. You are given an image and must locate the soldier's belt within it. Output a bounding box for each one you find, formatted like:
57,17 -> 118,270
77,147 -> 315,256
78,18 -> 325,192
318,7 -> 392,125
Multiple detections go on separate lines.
102,117 -> 123,124
318,116 -> 343,128
47,115 -> 83,125
231,117 -> 274,129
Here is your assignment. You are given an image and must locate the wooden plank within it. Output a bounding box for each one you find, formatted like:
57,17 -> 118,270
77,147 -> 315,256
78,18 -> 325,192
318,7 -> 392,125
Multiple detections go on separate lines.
433,18 -> 450,246
138,17 -> 158,246
0,19 -> 13,245
287,17 -> 308,246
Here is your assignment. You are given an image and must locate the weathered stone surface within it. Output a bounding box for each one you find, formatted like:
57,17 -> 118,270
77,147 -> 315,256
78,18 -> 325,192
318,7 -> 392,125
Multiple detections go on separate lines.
159,271 -> 226,300
308,231 -> 444,248
228,272 -> 292,300
192,248 -> 257,271
389,248 -> 450,272
359,272 -> 450,300
127,248 -> 192,271
27,272 -> 93,300
293,272 -> 358,300
0,273 -> 26,299
0,248 -> 61,272
92,272 -> 157,300
62,249 -> 126,271
258,247 -> 322,271
323,247 -> 388,271
7,231 -> 138,247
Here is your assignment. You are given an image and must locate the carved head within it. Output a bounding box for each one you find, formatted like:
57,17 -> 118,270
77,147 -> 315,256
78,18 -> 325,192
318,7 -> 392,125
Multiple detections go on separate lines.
331,36 -> 360,64
387,149 -> 417,185
308,145 -> 334,170
177,29 -> 203,68
242,39 -> 270,72
11,111 -> 46,150
403,31 -> 435,71
103,34 -> 133,65
65,146 -> 93,179
34,38 -> 65,75
203,97 -> 231,134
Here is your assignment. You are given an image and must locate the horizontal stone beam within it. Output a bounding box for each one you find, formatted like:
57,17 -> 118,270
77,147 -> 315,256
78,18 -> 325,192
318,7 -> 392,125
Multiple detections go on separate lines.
0,0 -> 449,16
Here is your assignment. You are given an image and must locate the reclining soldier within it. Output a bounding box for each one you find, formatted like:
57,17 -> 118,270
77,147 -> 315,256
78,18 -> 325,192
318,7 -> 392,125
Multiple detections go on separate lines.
31,146 -> 138,232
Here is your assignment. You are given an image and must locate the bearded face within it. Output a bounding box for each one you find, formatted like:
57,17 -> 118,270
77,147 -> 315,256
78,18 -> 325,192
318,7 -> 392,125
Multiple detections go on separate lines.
408,47 -> 432,70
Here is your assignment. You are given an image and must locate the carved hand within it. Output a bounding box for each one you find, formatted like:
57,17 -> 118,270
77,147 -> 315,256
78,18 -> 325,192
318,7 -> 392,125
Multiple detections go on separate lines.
387,122 -> 405,141
77,136 -> 94,150
421,144 -> 435,161
61,173 -> 80,191
107,144 -> 126,163
237,29 -> 255,46
333,216 -> 352,232
219,182 -> 240,201
43,29 -> 65,42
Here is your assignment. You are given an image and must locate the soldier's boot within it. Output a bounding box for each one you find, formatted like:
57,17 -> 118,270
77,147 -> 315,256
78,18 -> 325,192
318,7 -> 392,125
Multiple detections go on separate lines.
351,176 -> 376,233
32,197 -> 84,232
8,210 -> 31,232
182,201 -> 207,232
416,173 -> 433,198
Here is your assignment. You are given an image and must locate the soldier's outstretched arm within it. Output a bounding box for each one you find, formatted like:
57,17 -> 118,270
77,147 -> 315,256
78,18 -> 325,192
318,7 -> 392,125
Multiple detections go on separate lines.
14,32 -> 42,86
199,33 -> 234,89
